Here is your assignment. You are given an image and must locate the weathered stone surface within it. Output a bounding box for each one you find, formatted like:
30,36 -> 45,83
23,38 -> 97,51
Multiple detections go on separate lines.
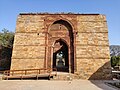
11,59 -> 44,70
12,46 -> 45,59
14,33 -> 45,45
76,59 -> 111,79
76,33 -> 109,45
11,13 -> 111,80
77,15 -> 106,21
16,15 -> 45,33
76,46 -> 110,58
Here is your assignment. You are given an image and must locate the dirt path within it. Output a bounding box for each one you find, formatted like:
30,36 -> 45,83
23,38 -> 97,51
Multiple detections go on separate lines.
0,80 -> 117,90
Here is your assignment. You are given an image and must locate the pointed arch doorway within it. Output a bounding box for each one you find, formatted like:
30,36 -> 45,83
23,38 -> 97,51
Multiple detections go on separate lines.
53,39 -> 69,72
46,19 -> 75,73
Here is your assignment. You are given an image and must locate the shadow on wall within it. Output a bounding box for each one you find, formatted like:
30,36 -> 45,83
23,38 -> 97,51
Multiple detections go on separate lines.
89,61 -> 112,80
89,61 -> 113,90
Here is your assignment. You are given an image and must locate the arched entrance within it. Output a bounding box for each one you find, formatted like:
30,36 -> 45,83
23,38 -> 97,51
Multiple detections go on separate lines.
53,39 -> 69,72
47,19 -> 75,73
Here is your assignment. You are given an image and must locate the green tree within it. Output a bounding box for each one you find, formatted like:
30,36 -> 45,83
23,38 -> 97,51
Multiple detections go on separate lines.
111,56 -> 120,67
0,28 -> 14,48
0,28 -> 14,70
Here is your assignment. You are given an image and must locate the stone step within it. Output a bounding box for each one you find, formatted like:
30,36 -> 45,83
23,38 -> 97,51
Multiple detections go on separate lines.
52,75 -> 72,80
51,72 -> 72,80
51,72 -> 81,80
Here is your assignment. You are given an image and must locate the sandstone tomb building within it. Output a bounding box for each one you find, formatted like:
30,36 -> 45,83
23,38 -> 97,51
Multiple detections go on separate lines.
11,13 -> 111,79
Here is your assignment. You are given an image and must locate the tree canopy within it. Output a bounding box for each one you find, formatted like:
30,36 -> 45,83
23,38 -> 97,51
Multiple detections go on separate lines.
0,28 -> 14,48
0,29 -> 14,70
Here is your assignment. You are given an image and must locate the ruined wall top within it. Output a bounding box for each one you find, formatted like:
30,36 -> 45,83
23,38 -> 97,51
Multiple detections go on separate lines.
19,12 -> 101,15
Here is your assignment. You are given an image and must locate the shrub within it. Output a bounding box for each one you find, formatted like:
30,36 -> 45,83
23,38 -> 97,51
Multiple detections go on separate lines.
111,56 -> 120,67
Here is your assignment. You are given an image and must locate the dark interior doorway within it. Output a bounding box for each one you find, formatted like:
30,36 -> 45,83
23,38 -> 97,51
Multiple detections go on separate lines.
53,39 -> 69,72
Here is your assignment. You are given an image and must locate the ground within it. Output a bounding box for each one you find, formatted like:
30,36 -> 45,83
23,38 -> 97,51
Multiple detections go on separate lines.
0,80 -> 117,90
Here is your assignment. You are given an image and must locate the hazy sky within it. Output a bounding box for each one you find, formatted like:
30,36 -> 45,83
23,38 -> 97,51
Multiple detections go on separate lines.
0,0 -> 120,45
